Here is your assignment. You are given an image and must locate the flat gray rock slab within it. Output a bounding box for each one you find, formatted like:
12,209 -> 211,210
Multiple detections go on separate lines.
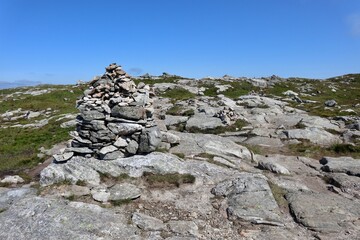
244,136 -> 284,148
169,131 -> 251,164
0,187 -> 36,210
109,183 -> 141,201
327,173 -> 360,198
40,152 -> 186,186
255,154 -> 319,175
0,196 -> 139,240
185,113 -> 223,131
164,115 -> 189,127
287,191 -> 360,235
132,212 -> 166,231
320,156 -> 360,176
281,127 -> 341,146
211,173 -> 283,226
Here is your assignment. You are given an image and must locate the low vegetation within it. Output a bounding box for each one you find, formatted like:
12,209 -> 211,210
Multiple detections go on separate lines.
142,172 -> 195,188
0,85 -> 85,175
166,105 -> 195,116
160,87 -> 196,102
268,181 -> 288,212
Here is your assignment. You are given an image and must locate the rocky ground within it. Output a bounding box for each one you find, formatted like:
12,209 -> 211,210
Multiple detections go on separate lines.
0,72 -> 360,239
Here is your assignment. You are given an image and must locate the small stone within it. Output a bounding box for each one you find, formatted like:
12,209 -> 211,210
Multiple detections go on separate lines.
109,183 -> 141,201
91,189 -> 110,202
53,152 -> 74,163
113,137 -> 128,148
324,99 -> 337,107
99,145 -> 118,157
1,175 -> 24,184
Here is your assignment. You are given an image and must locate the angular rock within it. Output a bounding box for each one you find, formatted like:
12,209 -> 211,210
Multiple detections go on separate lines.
126,140 -> 139,155
325,99 -> 337,107
111,105 -> 146,120
258,161 -> 290,175
320,156 -> 360,176
211,173 -> 283,226
113,137 -> 128,147
138,127 -> 162,153
185,113 -> 224,131
80,110 -> 105,121
287,191 -> 360,233
107,122 -> 143,135
53,152 -> 74,163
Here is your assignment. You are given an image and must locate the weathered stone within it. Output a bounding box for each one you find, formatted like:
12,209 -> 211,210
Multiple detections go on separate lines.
0,196 -> 139,239
99,145 -> 118,158
161,131 -> 180,145
0,175 -> 24,184
113,137 -> 128,147
258,161 -> 290,175
91,188 -> 110,202
80,110 -> 105,121
53,152 -> 74,163
287,191 -> 360,233
325,99 -> 337,107
65,147 -> 93,154
132,212 -> 166,231
107,122 -> 143,135
186,113 -> 224,131
281,127 -> 341,145
109,183 -> 141,201
126,140 -> 139,155
138,127 -> 162,153
101,150 -> 125,160
211,173 -> 283,226
111,105 -> 146,120
320,156 -> 360,176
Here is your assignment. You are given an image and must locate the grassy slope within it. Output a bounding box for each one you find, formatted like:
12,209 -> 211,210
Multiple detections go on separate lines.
0,84 -> 86,174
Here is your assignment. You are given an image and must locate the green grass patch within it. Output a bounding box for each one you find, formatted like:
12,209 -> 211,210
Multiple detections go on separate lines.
287,141 -> 360,158
172,152 -> 185,159
98,172 -> 132,183
328,143 -> 360,154
268,181 -> 288,210
75,180 -> 87,186
166,105 -> 195,116
0,122 -> 73,174
222,81 -> 259,99
160,87 -> 195,102
143,172 -> 195,188
0,85 -> 84,115
110,198 -> 132,206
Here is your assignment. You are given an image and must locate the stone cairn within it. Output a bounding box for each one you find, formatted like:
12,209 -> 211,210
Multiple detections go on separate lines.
54,63 -> 162,162
214,107 -> 239,125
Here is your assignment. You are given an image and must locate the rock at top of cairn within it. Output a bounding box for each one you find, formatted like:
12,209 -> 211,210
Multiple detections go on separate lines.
55,63 -> 161,162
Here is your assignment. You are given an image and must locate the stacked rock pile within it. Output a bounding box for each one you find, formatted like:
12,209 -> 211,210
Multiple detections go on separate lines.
54,63 -> 162,162
214,107 -> 239,125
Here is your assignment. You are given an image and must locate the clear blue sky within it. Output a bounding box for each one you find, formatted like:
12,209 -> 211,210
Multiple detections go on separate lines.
0,0 -> 359,87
